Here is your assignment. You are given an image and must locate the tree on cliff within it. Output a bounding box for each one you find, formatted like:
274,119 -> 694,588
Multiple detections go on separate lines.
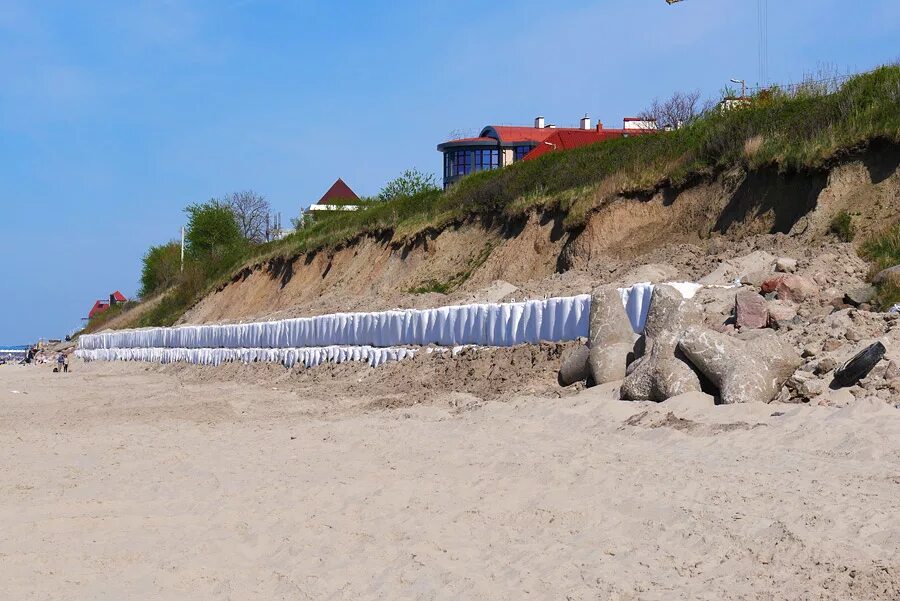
639,90 -> 705,130
139,241 -> 181,298
377,169 -> 439,202
184,200 -> 246,275
222,190 -> 271,243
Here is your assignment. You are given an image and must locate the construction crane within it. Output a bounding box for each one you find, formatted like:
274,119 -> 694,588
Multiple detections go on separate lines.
664,0 -> 769,86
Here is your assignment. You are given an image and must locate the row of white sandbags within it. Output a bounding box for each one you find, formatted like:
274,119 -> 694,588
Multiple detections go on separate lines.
75,345 -> 421,368
78,283 -> 702,351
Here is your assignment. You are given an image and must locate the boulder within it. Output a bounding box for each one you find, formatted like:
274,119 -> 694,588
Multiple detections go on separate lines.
814,357 -> 838,375
822,338 -> 843,352
621,285 -> 703,401
587,285 -> 637,385
678,327 -> 802,404
693,286 -> 739,329
761,274 -> 817,302
699,251 -> 775,286
558,344 -> 591,387
735,290 -> 768,329
775,257 -> 798,273
884,360 -> 900,381
731,251 -> 777,282
787,371 -> 826,400
767,300 -> 798,326
873,265 -> 900,285
698,263 -> 732,286
843,286 -> 877,308
743,269 -> 772,289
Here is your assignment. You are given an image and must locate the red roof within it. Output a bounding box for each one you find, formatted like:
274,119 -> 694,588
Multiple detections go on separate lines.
438,126 -> 600,151
317,178 -> 359,205
483,126 -> 565,144
523,128 -> 652,161
87,291 -> 128,319
438,122 -> 658,161
88,301 -> 110,319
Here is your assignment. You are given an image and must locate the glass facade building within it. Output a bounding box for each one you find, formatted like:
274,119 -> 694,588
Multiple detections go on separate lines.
437,129 -> 539,188
438,117 -> 657,188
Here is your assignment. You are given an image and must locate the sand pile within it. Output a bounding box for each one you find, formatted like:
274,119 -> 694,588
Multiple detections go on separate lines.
160,342 -> 578,415
3,363 -> 900,599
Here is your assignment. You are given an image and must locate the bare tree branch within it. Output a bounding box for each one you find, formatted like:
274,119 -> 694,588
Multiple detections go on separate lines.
640,89 -> 704,130
222,190 -> 270,243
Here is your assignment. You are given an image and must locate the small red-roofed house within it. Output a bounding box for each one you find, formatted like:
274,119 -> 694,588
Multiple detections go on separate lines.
88,300 -> 110,320
305,178 -> 361,216
87,291 -> 128,320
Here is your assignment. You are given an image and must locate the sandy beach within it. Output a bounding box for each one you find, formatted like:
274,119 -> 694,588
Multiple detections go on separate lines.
1,360 -> 899,600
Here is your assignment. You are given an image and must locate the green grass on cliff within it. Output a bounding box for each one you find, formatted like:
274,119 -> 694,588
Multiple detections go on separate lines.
123,65 -> 900,329
263,65 -> 899,260
860,224 -> 900,309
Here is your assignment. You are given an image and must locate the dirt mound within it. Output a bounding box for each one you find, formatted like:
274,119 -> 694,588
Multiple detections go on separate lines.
131,342 -> 580,417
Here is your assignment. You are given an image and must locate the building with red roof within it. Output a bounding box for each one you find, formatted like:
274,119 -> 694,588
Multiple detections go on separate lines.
305,178 -> 361,215
437,115 -> 656,188
316,178 -> 360,206
87,291 -> 128,320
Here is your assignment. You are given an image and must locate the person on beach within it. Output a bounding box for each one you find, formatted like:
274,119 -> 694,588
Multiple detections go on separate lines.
63,353 -> 69,373
56,353 -> 64,373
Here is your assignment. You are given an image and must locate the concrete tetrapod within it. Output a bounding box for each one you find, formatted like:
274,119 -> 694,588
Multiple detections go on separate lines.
621,285 -> 703,401
558,344 -> 592,387
588,285 -> 638,385
678,327 -> 802,404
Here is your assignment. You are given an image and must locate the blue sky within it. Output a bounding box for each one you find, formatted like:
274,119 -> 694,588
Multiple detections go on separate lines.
1,0 -> 898,343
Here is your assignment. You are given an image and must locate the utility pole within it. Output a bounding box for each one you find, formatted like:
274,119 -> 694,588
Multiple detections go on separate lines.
180,226 -> 185,272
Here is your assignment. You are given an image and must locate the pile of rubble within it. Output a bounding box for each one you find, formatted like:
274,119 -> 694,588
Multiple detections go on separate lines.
560,250 -> 900,406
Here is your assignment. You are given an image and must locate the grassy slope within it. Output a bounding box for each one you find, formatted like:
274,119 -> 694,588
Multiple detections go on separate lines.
267,66 -> 900,256
860,225 -> 900,308
131,66 -> 900,328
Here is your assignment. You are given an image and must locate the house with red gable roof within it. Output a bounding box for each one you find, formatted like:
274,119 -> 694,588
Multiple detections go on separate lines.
305,178 -> 361,215
87,291 -> 128,320
437,115 -> 656,188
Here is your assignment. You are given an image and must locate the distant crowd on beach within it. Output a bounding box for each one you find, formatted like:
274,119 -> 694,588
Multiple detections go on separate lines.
0,347 -> 71,372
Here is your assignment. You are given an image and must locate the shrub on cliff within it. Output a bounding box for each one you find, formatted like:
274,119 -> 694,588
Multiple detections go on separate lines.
184,200 -> 247,277
139,241 -> 181,298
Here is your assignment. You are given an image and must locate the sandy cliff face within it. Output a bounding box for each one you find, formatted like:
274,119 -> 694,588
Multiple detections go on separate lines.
182,145 -> 900,325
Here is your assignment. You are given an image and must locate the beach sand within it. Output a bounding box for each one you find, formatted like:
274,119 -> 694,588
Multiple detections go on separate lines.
1,361 -> 899,599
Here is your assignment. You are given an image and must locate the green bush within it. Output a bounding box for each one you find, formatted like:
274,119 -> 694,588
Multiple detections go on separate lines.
860,223 -> 900,310
408,279 -> 453,295
860,224 -> 900,271
829,211 -> 855,242
139,241 -> 182,298
872,281 -> 900,310
137,263 -> 208,327
377,168 -> 439,202
184,200 -> 246,275
128,202 -> 252,328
